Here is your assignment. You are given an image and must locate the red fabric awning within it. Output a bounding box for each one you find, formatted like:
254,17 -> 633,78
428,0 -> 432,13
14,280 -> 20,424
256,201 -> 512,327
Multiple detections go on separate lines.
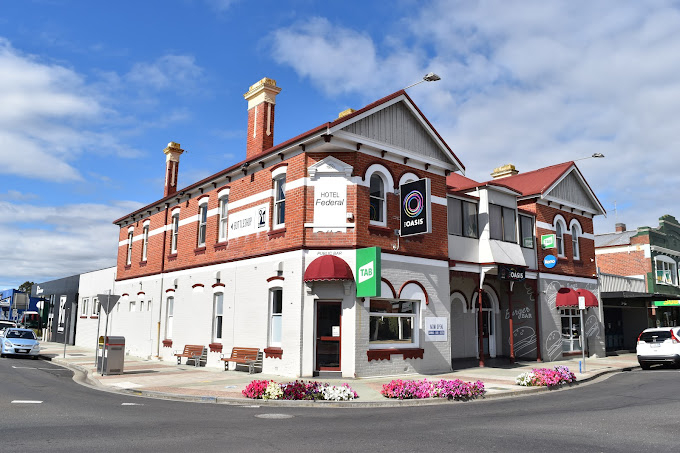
303,255 -> 354,282
555,288 -> 599,308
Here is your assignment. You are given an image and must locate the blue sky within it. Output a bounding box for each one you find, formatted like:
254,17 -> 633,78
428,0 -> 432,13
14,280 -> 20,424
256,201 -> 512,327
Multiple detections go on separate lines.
2,0 -> 679,289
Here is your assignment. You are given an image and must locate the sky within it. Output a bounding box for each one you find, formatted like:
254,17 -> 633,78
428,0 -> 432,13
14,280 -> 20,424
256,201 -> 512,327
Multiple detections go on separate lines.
1,0 -> 679,290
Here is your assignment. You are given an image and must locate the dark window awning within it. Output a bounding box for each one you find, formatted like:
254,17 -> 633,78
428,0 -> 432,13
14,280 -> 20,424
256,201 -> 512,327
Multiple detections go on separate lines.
303,255 -> 354,282
556,288 -> 599,308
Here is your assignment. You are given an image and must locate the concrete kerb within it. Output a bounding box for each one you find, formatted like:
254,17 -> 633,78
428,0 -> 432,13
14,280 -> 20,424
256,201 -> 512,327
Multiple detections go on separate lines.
39,353 -> 638,408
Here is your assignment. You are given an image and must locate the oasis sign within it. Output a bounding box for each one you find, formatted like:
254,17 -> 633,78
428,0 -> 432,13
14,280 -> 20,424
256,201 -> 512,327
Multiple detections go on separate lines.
399,178 -> 432,237
498,264 -> 526,282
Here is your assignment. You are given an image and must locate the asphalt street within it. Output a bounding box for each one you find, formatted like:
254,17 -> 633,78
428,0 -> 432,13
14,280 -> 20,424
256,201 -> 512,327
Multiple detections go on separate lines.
1,356 -> 678,452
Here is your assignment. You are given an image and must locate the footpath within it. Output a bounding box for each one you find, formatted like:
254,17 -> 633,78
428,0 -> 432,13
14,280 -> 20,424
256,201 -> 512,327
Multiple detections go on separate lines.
38,342 -> 639,407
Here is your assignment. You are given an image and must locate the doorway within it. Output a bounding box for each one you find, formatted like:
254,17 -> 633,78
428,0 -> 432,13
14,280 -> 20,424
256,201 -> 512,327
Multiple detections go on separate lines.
475,289 -> 497,357
315,301 -> 341,373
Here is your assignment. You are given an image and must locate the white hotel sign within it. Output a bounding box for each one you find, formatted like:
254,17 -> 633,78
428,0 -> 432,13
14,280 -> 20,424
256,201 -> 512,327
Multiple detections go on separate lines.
229,203 -> 269,239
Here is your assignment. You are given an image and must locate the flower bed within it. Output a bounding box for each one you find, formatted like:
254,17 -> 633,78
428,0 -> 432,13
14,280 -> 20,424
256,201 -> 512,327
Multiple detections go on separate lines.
243,380 -> 358,401
515,366 -> 576,387
380,378 -> 486,400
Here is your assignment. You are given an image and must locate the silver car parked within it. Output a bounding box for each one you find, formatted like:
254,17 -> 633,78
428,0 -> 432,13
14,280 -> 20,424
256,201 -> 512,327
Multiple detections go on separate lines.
0,328 -> 40,359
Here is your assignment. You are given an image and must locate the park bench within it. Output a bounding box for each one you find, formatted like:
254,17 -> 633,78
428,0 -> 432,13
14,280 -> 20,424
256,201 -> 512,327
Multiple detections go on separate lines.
174,344 -> 206,367
221,347 -> 260,374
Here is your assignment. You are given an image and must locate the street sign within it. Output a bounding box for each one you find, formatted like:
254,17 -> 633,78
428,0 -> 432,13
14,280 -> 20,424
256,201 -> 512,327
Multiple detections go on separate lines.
97,294 -> 121,315
356,247 -> 381,297
399,178 -> 432,237
654,300 -> 680,306
541,234 -> 556,249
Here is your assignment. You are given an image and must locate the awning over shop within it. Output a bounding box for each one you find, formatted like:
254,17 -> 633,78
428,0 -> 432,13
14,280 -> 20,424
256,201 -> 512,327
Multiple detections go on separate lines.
303,255 -> 354,282
555,288 -> 599,308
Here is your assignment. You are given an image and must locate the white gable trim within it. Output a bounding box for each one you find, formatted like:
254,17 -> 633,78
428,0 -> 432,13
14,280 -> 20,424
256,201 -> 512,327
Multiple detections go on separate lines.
542,166 -> 606,216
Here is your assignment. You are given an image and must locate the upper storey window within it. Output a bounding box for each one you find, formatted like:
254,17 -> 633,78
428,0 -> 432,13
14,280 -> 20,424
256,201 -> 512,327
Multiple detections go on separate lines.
273,175 -> 286,227
141,224 -> 149,261
519,214 -> 534,248
218,194 -> 229,242
571,222 -> 581,260
369,174 -> 386,224
554,217 -> 567,257
197,201 -> 208,247
170,212 -> 179,253
489,204 -> 516,242
655,256 -> 677,285
126,229 -> 134,265
447,198 -> 478,238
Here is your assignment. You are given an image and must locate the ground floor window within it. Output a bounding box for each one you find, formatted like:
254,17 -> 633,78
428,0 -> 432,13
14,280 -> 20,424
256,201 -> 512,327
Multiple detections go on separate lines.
166,297 -> 174,338
269,288 -> 282,347
560,308 -> 581,352
213,292 -> 223,342
369,299 -> 417,346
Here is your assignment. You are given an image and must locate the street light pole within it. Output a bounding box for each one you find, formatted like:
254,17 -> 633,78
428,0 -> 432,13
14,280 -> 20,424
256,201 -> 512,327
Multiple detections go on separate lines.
403,72 -> 441,90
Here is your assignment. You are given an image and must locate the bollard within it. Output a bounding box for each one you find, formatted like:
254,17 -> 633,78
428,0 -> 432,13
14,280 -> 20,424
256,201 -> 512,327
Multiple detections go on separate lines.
579,360 -> 582,374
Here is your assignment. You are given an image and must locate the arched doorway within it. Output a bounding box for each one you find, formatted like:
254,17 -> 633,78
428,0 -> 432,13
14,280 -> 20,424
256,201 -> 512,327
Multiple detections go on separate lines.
473,287 -> 499,358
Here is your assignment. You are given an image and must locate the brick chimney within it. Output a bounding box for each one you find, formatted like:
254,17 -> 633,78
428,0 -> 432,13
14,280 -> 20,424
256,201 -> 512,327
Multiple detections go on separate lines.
491,164 -> 519,179
615,223 -> 626,233
163,142 -> 184,197
244,77 -> 281,159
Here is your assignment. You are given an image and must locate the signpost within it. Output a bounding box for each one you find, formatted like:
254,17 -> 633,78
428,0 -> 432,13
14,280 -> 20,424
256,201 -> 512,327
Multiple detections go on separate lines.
578,295 -> 586,373
96,293 -> 120,373
356,247 -> 381,297
399,178 -> 432,237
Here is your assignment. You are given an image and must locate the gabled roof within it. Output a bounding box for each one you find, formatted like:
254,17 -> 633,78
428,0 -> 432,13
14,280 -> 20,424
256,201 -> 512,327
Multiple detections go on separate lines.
446,161 -> 606,216
595,231 -> 637,248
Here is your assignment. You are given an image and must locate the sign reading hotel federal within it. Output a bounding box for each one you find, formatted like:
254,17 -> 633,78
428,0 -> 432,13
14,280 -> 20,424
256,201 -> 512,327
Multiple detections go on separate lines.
356,247 -> 381,297
399,178 -> 432,237
312,182 -> 347,232
228,203 -> 269,239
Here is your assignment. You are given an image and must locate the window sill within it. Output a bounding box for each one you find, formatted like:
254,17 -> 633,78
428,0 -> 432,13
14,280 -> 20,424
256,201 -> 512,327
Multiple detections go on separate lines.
214,241 -> 228,251
167,253 -> 178,262
264,347 -> 283,359
89,316 -> 99,319
367,348 -> 424,361
79,316 -> 88,319
139,261 -> 147,267
124,264 -> 131,270
162,339 -> 173,348
194,246 -> 207,255
268,228 -> 286,239
368,225 -> 392,237
209,343 -> 223,353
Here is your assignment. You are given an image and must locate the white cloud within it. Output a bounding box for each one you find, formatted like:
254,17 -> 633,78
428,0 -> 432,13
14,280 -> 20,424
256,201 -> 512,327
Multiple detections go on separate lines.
0,200 -> 142,289
126,54 -> 204,93
270,1 -> 680,232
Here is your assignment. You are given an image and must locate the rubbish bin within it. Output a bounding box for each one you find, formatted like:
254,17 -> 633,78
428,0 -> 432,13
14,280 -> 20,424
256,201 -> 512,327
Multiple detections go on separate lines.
97,336 -> 125,375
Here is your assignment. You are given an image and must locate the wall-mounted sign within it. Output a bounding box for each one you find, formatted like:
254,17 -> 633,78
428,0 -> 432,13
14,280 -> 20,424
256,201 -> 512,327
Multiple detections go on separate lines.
654,300 -> 680,306
543,255 -> 557,269
399,178 -> 432,237
228,203 -> 269,239
498,265 -> 526,281
541,234 -> 556,249
356,247 -> 381,297
425,317 -> 447,342
312,180 -> 347,232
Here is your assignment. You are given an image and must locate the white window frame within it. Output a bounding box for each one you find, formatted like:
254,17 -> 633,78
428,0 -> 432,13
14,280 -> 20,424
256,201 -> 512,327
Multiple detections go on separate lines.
170,213 -> 179,254
560,308 -> 582,353
655,255 -> 677,285
519,214 -> 534,249
570,221 -> 581,260
269,288 -> 283,347
141,224 -> 149,261
273,175 -> 286,228
129,300 -> 136,312
126,229 -> 134,265
218,194 -> 229,242
368,299 -> 420,349
166,296 -> 174,338
197,200 -> 208,247
212,292 -> 224,343
369,173 -> 387,226
365,164 -> 393,227
92,297 -> 99,316
81,298 -> 89,316
554,216 -> 567,257
139,299 -> 145,312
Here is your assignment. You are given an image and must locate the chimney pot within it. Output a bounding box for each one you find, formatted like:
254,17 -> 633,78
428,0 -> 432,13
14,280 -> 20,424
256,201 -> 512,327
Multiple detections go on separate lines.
615,223 -> 626,233
244,77 -> 281,159
163,142 -> 185,197
491,164 -> 519,179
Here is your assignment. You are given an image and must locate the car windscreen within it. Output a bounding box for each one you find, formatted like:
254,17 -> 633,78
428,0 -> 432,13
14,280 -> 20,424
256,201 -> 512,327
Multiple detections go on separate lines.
6,330 -> 36,340
639,331 -> 672,342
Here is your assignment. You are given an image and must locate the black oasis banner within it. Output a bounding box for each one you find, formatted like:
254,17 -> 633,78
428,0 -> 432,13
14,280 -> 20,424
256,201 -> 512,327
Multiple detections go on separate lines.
399,178 -> 432,237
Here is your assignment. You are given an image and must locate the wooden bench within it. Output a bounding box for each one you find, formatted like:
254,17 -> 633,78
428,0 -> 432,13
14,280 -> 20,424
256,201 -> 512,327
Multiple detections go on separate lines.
221,347 -> 260,374
174,345 -> 206,367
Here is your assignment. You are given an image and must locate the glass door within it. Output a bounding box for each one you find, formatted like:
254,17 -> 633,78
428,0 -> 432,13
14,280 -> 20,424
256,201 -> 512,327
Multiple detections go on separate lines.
316,302 -> 341,371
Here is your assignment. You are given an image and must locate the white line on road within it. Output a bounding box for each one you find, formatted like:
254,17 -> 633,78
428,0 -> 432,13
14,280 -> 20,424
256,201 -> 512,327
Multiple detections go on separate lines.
12,400 -> 43,404
121,403 -> 144,406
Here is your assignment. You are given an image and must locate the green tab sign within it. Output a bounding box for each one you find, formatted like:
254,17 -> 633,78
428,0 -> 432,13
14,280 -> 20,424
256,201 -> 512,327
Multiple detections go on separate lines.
541,234 -> 556,249
356,247 -> 381,297
654,300 -> 680,306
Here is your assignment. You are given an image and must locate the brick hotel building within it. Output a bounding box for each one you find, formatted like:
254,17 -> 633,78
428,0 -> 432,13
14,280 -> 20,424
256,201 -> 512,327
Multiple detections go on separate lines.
105,78 -> 606,378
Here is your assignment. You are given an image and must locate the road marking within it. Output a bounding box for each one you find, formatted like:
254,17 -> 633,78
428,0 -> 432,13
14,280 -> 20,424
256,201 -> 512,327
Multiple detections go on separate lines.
121,403 -> 144,406
255,413 -> 294,419
12,400 -> 43,404
12,366 -> 62,371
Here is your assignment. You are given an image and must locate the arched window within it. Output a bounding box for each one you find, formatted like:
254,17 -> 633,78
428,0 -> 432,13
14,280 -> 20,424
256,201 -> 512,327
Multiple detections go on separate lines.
197,200 -> 208,247
369,173 -> 385,223
273,175 -> 286,227
126,229 -> 134,265
571,223 -> 581,260
141,224 -> 149,261
170,213 -> 179,253
218,194 -> 229,242
554,218 -> 566,257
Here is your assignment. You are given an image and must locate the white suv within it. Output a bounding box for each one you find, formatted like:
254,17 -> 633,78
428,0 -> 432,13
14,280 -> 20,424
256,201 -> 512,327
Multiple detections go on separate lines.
636,327 -> 680,369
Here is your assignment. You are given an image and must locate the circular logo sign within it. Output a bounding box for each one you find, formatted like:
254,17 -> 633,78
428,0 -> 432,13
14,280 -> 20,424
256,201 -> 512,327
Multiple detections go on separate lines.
543,254 -> 557,269
403,190 -> 424,218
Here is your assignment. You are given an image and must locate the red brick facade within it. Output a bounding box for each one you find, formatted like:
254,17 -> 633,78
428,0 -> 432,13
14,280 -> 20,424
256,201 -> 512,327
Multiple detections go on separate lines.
595,234 -> 651,278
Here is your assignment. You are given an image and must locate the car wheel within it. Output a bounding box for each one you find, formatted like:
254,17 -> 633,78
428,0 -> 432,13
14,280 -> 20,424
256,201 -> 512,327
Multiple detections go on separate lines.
639,362 -> 651,370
